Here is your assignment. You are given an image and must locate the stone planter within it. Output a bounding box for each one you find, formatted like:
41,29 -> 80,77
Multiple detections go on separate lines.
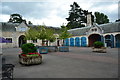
92,47 -> 107,53
39,47 -> 48,54
19,54 -> 42,65
47,46 -> 58,52
37,46 -> 58,52
59,46 -> 69,52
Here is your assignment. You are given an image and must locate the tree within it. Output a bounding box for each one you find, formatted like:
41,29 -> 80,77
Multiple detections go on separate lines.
94,12 -> 109,24
8,13 -> 24,23
28,21 -> 33,25
46,29 -> 56,46
25,25 -> 57,46
66,2 -> 94,29
115,19 -> 120,22
59,26 -> 72,45
25,27 -> 38,41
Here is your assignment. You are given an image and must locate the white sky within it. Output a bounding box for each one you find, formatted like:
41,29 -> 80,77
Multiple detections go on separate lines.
0,0 -> 119,27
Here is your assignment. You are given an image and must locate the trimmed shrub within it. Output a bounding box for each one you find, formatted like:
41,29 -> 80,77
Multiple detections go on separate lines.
93,41 -> 104,48
21,43 -> 37,54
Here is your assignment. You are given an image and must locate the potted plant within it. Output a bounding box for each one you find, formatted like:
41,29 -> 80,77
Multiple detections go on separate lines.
92,41 -> 106,53
59,26 -> 72,52
19,43 -> 42,65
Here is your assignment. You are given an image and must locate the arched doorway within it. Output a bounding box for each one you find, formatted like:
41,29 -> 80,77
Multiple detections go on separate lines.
88,34 -> 101,47
115,34 -> 120,48
18,35 -> 27,47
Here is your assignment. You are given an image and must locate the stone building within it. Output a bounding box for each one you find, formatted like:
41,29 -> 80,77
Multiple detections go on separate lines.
0,21 -> 60,48
65,22 -> 120,48
1,13 -> 120,48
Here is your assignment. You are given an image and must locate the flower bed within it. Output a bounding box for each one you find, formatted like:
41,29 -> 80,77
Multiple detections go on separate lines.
19,43 -> 42,65
19,53 -> 42,65
92,41 -> 107,53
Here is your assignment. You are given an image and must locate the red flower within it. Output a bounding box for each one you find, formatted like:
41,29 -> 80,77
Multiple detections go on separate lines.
19,51 -> 23,54
21,54 -> 26,57
28,53 -> 35,55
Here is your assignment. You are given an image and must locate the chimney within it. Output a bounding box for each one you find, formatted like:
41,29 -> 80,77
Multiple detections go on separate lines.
86,12 -> 92,26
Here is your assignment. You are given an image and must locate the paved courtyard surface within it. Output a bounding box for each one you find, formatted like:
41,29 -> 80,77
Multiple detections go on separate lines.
1,47 -> 119,78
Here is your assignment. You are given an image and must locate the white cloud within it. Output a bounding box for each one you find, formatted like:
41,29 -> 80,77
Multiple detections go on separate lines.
27,12 -> 68,27
1,0 -> 119,27
0,14 -> 9,22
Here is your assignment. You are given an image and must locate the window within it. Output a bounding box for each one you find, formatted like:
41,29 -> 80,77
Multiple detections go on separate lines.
6,38 -> 12,43
94,28 -> 97,31
91,29 -> 94,31
19,27 -> 26,31
32,39 -> 37,43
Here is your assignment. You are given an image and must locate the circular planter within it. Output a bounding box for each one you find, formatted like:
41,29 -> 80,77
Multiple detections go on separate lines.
19,54 -> 42,65
92,47 -> 107,53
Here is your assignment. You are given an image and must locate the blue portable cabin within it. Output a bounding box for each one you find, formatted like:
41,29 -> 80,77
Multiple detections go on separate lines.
81,37 -> 87,47
75,37 -> 81,47
70,38 -> 74,46
115,34 -> 120,48
64,38 -> 69,46
110,34 -> 114,48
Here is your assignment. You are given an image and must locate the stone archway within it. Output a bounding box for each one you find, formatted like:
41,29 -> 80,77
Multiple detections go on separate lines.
18,35 -> 27,47
88,34 -> 101,47
115,34 -> 120,48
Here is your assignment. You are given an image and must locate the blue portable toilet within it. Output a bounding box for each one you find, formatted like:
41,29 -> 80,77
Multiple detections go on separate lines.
70,38 -> 74,46
81,37 -> 87,47
115,34 -> 120,48
75,37 -> 80,47
101,35 -> 104,43
105,35 -> 111,47
111,34 -> 114,48
64,38 -> 69,46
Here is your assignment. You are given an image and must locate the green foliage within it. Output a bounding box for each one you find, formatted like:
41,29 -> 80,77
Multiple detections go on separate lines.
115,19 -> 120,22
93,41 -> 104,48
25,27 -> 38,40
37,26 -> 48,40
25,25 -> 57,45
94,12 -> 109,24
8,13 -> 24,23
66,2 -> 94,29
21,43 -> 37,54
59,26 -> 72,39
46,29 -> 56,42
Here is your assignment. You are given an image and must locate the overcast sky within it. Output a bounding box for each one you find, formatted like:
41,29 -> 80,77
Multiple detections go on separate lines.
0,0 -> 119,27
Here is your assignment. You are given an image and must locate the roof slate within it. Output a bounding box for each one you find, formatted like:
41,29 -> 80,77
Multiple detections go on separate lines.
0,22 -> 17,32
68,22 -> 120,36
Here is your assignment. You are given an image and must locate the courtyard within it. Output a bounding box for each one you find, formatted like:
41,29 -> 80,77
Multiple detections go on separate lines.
0,47 -> 118,78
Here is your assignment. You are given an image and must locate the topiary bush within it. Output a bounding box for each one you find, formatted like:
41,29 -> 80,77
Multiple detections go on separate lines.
21,43 -> 37,54
93,41 -> 104,48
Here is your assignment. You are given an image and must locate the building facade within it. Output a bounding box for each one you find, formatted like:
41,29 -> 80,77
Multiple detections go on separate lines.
0,21 -> 60,48
1,20 -> 120,48
65,22 -> 120,48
